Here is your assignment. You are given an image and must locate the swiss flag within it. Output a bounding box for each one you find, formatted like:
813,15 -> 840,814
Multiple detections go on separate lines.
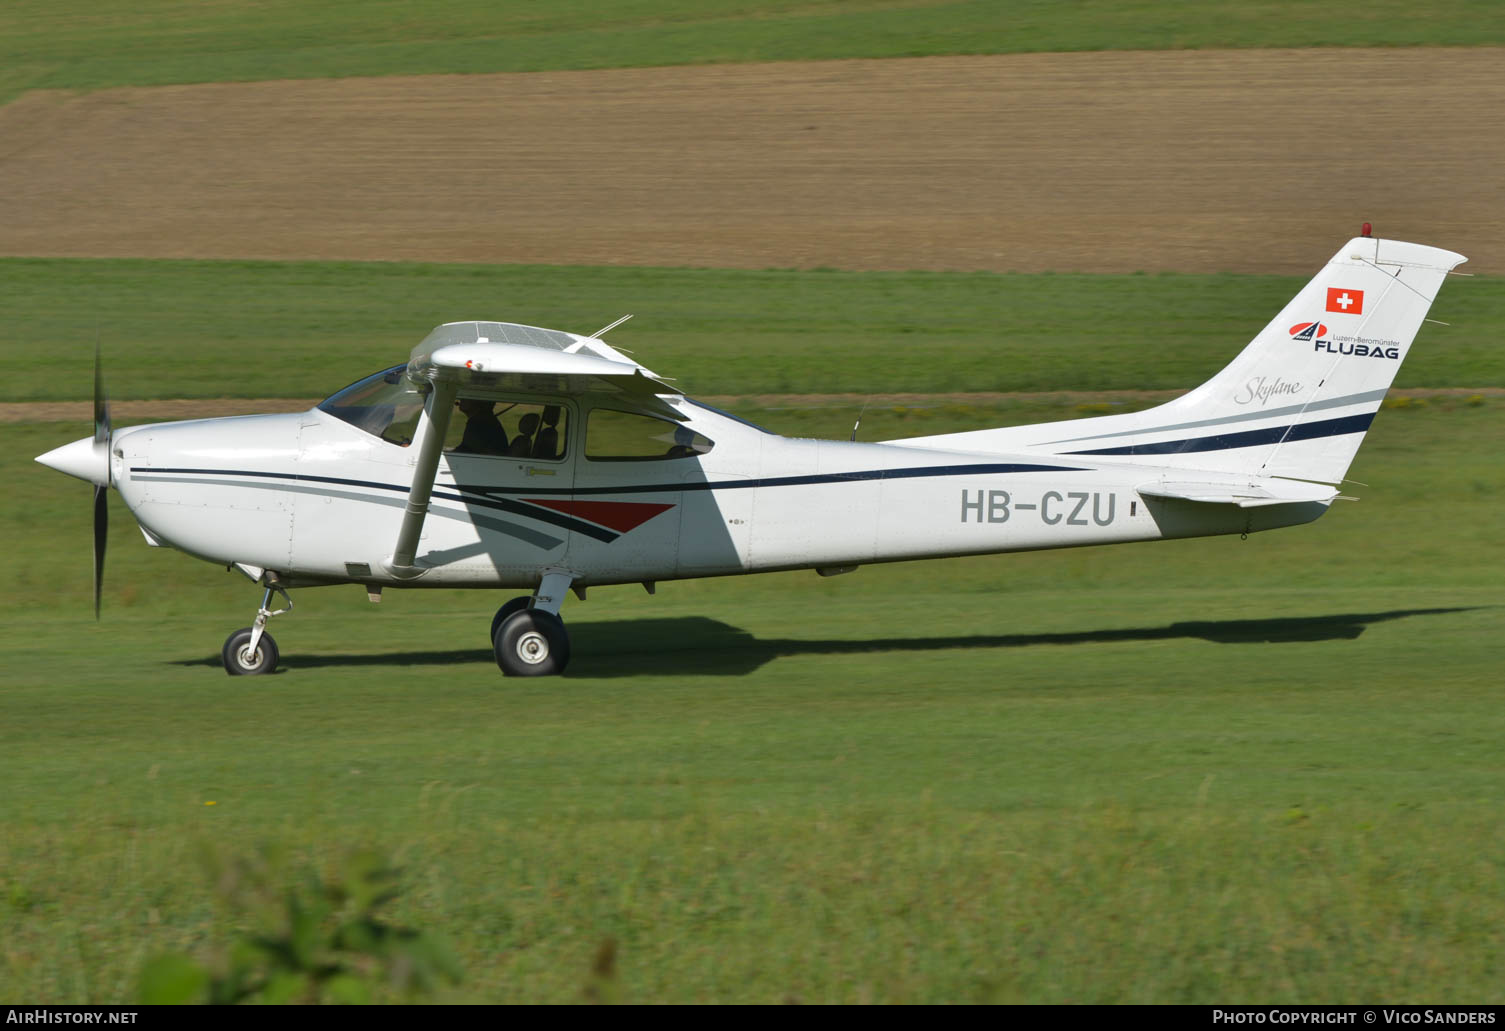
1325,287 -> 1364,314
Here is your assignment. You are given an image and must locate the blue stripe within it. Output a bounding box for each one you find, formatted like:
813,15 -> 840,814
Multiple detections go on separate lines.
128,466 -> 617,541
1065,413 -> 1375,457
136,462 -> 1083,498
457,463 -> 1083,498
130,462 -> 1085,542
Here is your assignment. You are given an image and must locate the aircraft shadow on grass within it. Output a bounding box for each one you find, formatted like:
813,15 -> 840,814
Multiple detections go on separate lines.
173,607 -> 1476,678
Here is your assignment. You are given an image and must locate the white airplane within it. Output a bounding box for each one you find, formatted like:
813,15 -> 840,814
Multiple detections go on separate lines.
36,233 -> 1465,677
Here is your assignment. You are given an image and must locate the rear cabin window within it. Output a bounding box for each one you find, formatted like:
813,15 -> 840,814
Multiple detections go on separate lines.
586,409 -> 714,461
445,400 -> 568,461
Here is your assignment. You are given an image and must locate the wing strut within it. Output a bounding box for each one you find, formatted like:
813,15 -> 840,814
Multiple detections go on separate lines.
384,379 -> 458,578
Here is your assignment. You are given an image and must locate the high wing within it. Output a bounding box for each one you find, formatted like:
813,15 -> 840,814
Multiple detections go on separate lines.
409,319 -> 683,417
385,320 -> 682,577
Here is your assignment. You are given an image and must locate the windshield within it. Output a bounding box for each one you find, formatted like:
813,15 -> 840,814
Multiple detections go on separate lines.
318,366 -> 428,446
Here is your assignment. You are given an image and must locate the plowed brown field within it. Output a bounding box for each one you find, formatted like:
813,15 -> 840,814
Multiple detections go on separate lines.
1,49 -> 1502,274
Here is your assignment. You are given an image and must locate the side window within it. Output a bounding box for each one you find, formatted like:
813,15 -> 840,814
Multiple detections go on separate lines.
586,409 -> 714,461
446,400 -> 569,461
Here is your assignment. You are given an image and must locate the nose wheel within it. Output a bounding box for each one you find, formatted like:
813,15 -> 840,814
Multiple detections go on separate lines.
222,582 -> 291,676
223,627 -> 279,675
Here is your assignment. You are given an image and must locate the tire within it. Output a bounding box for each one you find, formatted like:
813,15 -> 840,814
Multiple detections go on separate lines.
489,596 -> 534,649
493,609 -> 570,677
222,627 -> 278,676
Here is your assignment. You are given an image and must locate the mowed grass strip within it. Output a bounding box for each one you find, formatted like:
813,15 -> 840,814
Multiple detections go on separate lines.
4,0 -> 1505,103
3,257 -> 1502,403
4,402 -> 1502,1001
5,782 -> 1502,1003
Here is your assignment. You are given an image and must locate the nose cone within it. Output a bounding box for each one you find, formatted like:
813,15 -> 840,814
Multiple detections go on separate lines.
37,435 -> 110,487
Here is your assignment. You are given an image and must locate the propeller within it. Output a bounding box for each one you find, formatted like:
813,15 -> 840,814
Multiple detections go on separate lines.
92,344 -> 111,619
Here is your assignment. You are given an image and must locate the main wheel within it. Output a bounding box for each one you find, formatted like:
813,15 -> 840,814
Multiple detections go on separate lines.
222,627 -> 279,676
489,596 -> 534,648
493,609 -> 570,677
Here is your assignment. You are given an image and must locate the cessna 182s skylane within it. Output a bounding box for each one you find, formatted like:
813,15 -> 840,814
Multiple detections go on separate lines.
36,233 -> 1464,677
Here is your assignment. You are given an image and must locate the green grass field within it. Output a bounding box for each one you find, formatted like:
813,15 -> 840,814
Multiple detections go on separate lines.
5,1 -> 1504,104
3,258 -> 1502,403
5,392 -> 1502,1002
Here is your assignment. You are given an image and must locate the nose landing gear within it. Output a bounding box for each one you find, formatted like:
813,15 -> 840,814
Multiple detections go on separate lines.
222,582 -> 292,676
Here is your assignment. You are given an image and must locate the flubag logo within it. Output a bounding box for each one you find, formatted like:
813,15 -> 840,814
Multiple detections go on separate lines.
1289,318 -> 1396,358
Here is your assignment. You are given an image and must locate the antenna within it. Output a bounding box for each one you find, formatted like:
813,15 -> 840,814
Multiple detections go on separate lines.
591,314 -> 633,338
850,400 -> 871,442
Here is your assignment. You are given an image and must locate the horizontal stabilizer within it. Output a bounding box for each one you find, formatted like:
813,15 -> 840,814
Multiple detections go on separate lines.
1137,479 -> 1340,509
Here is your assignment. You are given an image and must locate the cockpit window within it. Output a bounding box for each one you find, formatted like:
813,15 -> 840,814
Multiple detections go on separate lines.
318,366 -> 427,446
586,408 -> 714,461
445,399 -> 569,461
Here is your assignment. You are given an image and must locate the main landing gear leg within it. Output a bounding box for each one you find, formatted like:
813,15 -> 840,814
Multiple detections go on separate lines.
492,569 -> 574,677
222,582 -> 292,676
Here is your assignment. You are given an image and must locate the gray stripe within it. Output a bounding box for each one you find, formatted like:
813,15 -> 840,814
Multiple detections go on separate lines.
458,512 -> 564,550
131,475 -> 563,550
1041,388 -> 1390,446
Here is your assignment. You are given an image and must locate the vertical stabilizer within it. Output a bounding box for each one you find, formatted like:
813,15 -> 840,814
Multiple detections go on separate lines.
890,236 -> 1467,483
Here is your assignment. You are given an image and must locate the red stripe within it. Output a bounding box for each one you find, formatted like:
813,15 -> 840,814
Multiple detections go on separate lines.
519,498 -> 675,533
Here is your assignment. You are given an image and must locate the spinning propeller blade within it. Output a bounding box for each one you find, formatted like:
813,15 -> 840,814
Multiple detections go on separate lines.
93,484 -> 107,619
92,345 -> 111,618
94,345 -> 110,449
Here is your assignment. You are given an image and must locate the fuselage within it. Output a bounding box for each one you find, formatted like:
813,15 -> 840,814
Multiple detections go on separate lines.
105,393 -> 1327,591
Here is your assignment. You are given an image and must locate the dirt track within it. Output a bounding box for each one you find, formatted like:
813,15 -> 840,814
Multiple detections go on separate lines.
2,49 -> 1503,275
